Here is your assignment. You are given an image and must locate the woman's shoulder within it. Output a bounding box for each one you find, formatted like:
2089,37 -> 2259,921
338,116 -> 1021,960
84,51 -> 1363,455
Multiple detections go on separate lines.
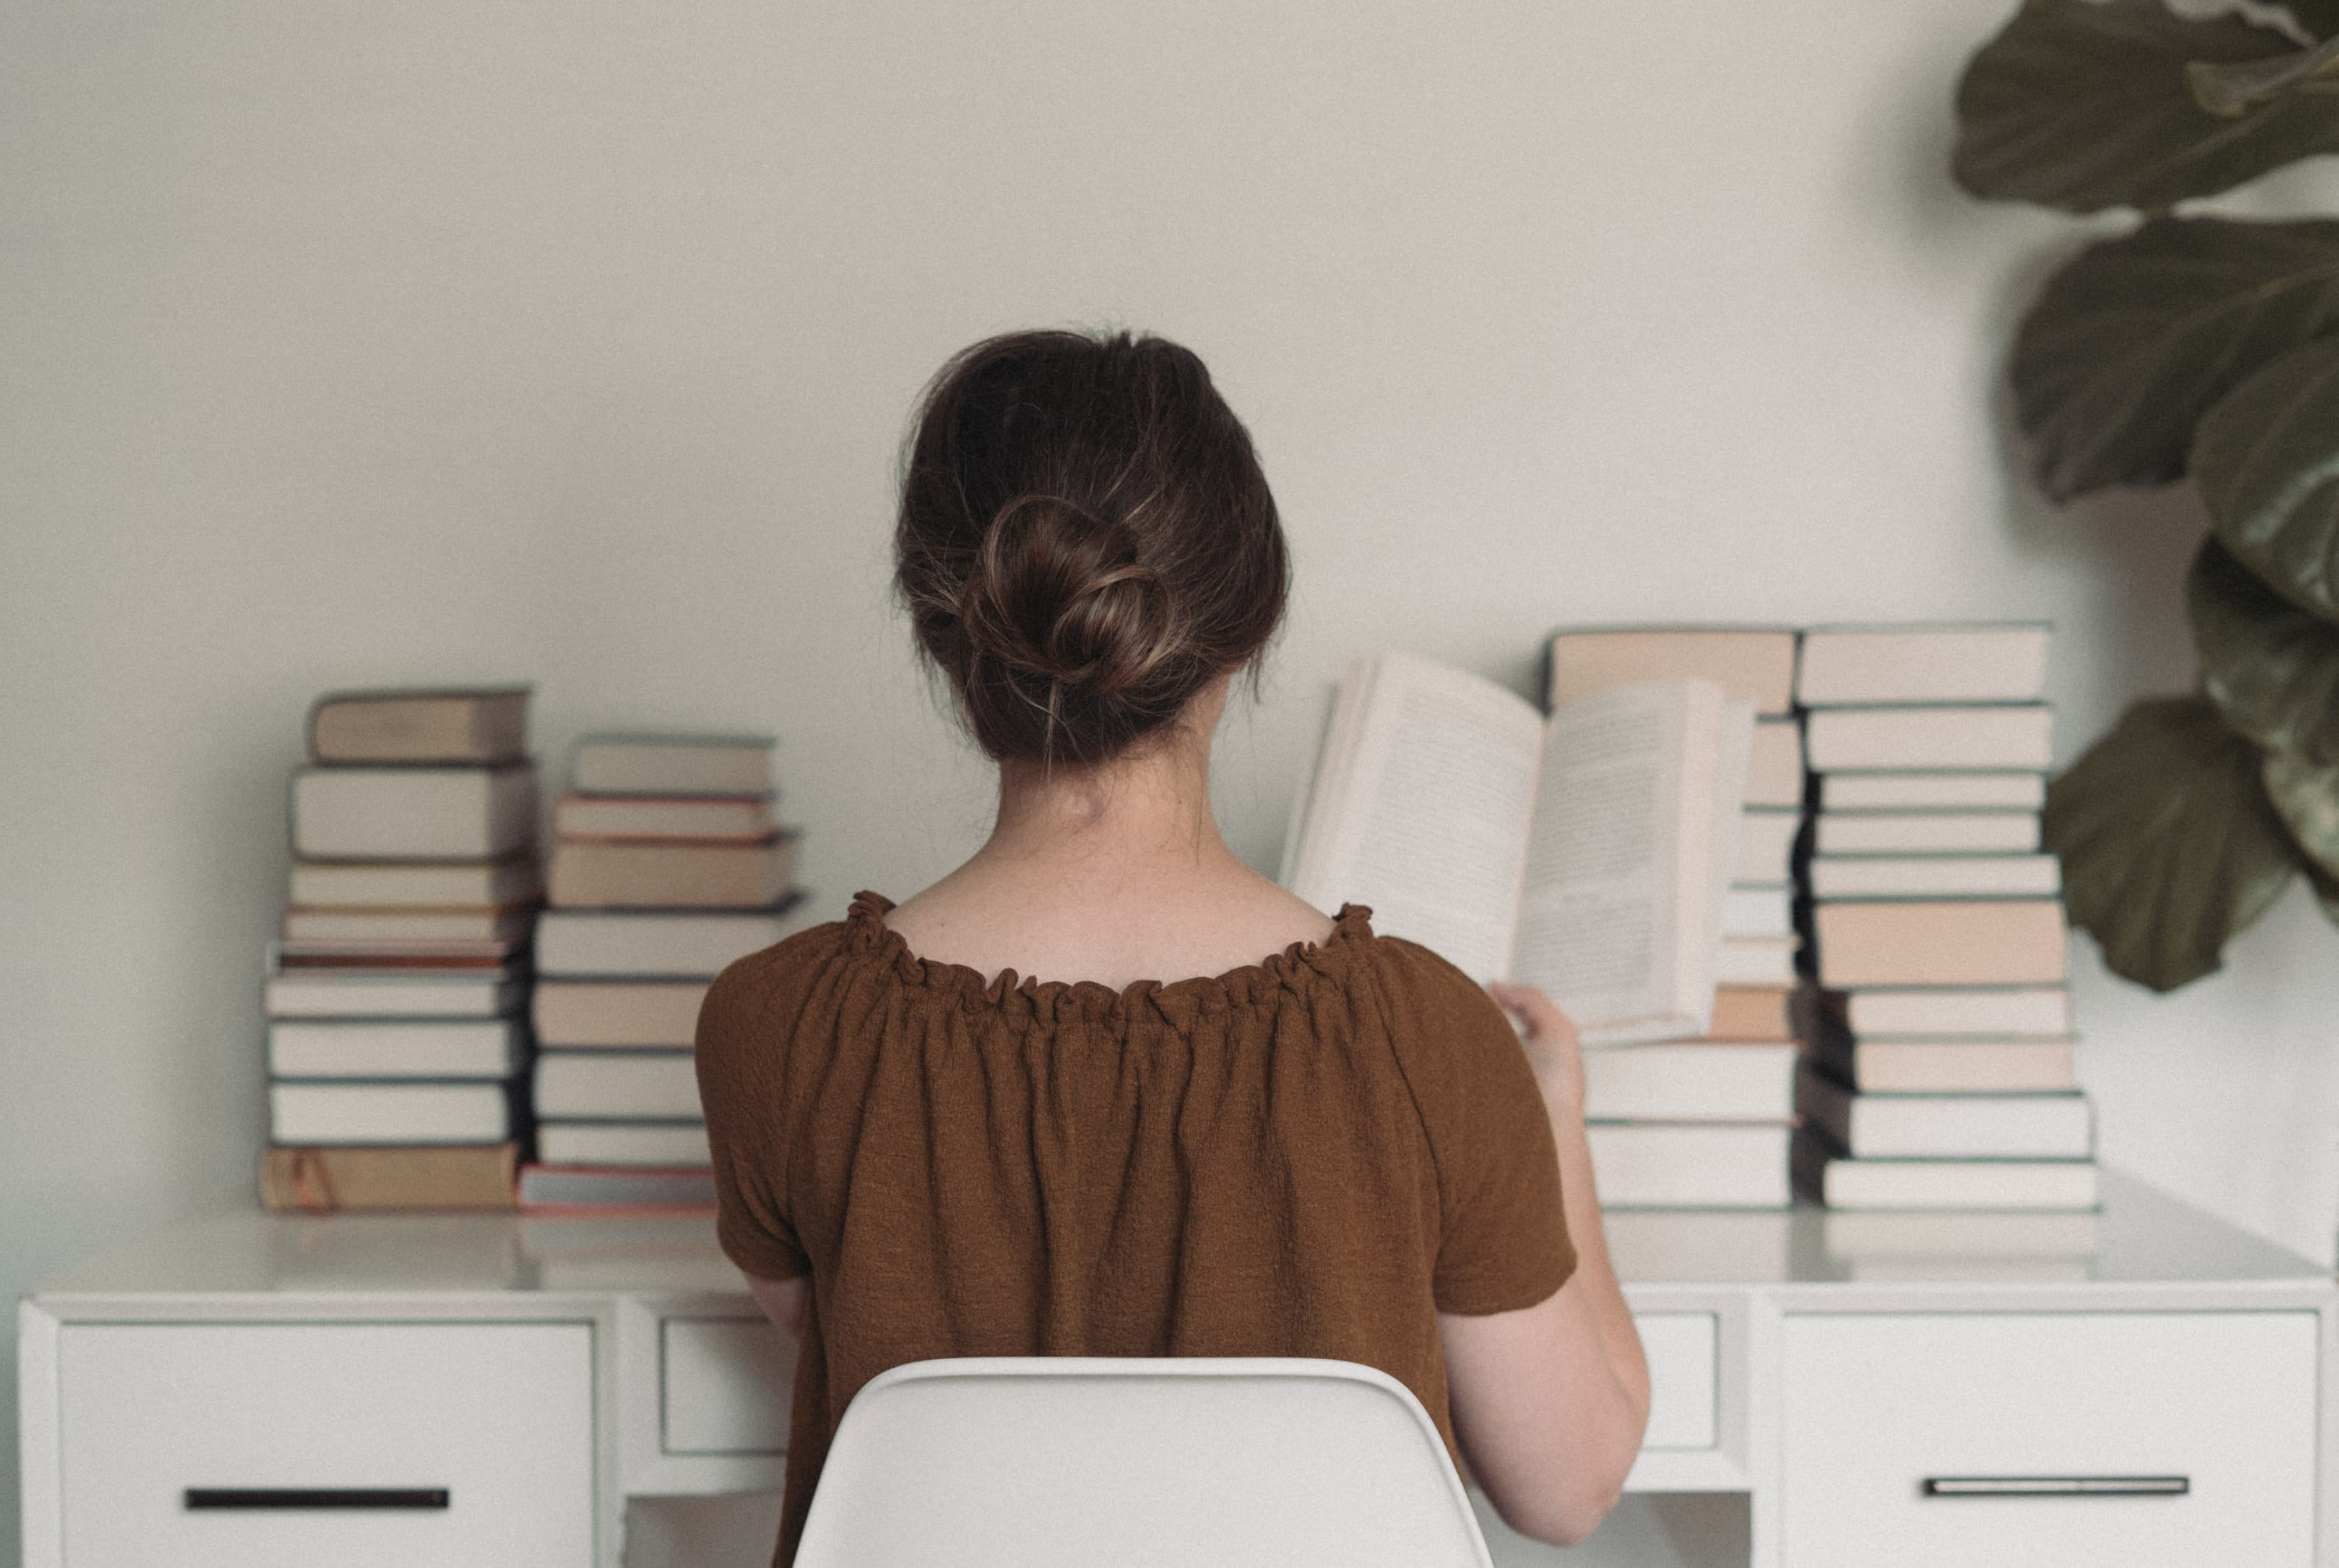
1349,932 -> 1535,1105
1356,929 -> 1512,1021
694,900 -> 866,1051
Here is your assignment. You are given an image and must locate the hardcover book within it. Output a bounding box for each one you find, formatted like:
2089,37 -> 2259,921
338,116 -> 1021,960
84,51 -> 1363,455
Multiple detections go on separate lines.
1808,854 -> 2061,900
1794,1131 -> 2098,1211
1813,813 -> 2041,856
1796,1063 -> 2094,1159
535,1121 -> 713,1168
1582,1042 -> 1799,1121
532,1050 -> 702,1120
1545,627 -> 1799,716
291,764 -> 538,861
1794,624 -> 2051,707
268,1081 -> 515,1145
1804,706 -> 2053,772
571,734 -> 774,797
259,1143 -> 519,1212
1808,1031 -> 2079,1093
532,980 -> 711,1048
288,857 -> 543,909
1283,652 -> 1754,1044
1819,771 -> 2045,812
1586,1121 -> 1794,1209
546,836 -> 799,910
308,687 -> 530,765
534,903 -> 807,978
1812,900 -> 2067,988
266,1018 -> 524,1080
553,793 -> 778,841
262,964 -> 524,1020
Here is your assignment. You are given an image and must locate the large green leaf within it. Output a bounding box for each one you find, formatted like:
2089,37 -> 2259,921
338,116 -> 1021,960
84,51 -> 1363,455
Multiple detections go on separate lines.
2264,747 -> 2339,877
2011,217 -> 2339,500
1953,0 -> 2339,213
2310,858 -> 2339,927
2284,0 -> 2339,44
2044,695 -> 2298,989
2188,536 -> 2339,761
2186,32 -> 2339,116
2193,334 -> 2339,620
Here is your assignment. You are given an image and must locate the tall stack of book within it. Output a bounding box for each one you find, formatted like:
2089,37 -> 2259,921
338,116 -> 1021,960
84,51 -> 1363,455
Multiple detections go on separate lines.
1790,625 -> 2097,1212
523,734 -> 805,1215
1545,629 -> 1809,1208
261,688 -> 540,1212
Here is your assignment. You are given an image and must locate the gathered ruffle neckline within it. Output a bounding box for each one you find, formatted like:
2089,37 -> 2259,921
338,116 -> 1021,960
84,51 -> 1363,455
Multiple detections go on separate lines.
843,889 -> 1375,1019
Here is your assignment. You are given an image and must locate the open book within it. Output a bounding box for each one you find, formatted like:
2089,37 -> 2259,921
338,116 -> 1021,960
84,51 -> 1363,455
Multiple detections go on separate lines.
1280,651 -> 1754,1044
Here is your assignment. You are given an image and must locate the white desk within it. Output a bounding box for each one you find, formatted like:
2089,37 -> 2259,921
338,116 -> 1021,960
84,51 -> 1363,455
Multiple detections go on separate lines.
19,1170 -> 2336,1567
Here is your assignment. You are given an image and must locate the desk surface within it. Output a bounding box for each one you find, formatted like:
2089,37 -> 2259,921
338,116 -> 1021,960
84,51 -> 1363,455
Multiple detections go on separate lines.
32,1168 -> 2327,1302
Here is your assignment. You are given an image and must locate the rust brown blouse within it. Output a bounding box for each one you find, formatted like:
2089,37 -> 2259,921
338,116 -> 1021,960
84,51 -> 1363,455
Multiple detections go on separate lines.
696,891 -> 1575,1564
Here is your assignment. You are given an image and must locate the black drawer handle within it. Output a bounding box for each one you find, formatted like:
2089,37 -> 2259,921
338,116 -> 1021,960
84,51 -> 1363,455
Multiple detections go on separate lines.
1924,1476 -> 2189,1498
185,1488 -> 450,1511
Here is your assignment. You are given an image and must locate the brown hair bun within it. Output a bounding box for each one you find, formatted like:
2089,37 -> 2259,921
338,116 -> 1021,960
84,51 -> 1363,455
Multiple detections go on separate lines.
895,330 -> 1288,765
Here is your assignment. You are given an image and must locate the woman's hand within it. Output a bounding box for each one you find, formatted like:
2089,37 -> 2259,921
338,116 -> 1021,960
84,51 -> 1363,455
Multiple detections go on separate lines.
1490,981 -> 1584,1125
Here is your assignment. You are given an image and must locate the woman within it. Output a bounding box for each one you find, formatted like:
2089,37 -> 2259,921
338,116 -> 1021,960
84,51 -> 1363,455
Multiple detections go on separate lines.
696,328 -> 1650,1564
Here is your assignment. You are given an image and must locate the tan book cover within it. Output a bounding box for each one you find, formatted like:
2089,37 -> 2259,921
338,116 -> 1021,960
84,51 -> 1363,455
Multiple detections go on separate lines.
1706,984 -> 1793,1041
571,733 -> 774,796
1547,629 -> 1798,717
548,835 -> 800,909
554,793 -> 777,841
281,903 -> 536,944
309,688 -> 530,765
289,856 -> 543,909
260,1143 -> 517,1212
533,980 -> 713,1048
1816,1036 -> 2079,1093
1743,719 -> 1804,808
1814,899 -> 2067,987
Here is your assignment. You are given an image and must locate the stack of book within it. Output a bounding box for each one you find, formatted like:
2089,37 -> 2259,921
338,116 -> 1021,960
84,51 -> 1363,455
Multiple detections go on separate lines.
1789,625 -> 2097,1212
523,734 -> 805,1215
261,688 -> 540,1212
1545,629 -> 1808,1208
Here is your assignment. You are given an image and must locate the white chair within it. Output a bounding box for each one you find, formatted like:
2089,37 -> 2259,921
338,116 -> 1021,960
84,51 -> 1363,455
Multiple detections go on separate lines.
792,1357 -> 1494,1568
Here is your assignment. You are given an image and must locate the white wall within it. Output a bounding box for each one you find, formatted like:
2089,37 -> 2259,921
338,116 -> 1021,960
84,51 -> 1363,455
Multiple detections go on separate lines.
6,0 -> 2337,1555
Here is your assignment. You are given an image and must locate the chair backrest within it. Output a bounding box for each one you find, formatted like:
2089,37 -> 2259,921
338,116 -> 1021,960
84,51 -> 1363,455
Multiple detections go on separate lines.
792,1356 -> 1493,1568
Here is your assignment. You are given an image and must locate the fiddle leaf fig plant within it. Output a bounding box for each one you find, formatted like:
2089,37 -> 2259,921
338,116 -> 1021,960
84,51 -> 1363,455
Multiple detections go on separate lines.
1955,0 -> 2339,989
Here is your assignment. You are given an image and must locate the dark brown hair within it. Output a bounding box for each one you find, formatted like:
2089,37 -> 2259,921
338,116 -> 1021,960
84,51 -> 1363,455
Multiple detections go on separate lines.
894,329 -> 1288,766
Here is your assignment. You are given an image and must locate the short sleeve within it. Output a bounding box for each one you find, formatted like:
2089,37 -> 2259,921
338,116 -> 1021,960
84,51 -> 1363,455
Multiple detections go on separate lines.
694,945 -> 813,1282
1374,938 -> 1576,1316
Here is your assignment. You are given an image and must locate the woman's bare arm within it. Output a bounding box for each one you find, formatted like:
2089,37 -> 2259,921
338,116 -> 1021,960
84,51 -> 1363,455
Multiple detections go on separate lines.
1437,982 -> 1651,1547
746,1272 -> 810,1339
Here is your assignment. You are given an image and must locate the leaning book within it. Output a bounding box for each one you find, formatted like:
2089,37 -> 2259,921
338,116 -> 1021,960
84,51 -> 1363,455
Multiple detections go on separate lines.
1282,651 -> 1753,1044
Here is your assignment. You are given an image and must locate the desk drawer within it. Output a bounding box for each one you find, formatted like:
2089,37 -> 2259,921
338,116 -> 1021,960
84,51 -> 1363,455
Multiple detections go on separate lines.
1781,1312 -> 2316,1568
57,1322 -> 592,1568
1635,1313 -> 1718,1450
662,1317 -> 793,1455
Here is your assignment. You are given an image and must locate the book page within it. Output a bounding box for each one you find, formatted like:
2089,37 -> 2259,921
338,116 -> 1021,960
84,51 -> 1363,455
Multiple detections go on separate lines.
1283,652 -> 1543,983
1510,679 -> 1730,1042
1695,696 -> 1759,1012
1279,665 -> 1372,891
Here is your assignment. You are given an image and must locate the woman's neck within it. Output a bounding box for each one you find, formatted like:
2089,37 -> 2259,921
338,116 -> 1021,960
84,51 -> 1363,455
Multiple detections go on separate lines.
972,725 -> 1241,892
883,677 -> 1336,986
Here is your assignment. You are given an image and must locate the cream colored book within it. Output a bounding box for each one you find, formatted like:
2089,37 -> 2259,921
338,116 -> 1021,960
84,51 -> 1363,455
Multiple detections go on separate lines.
1282,651 -> 1754,1044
